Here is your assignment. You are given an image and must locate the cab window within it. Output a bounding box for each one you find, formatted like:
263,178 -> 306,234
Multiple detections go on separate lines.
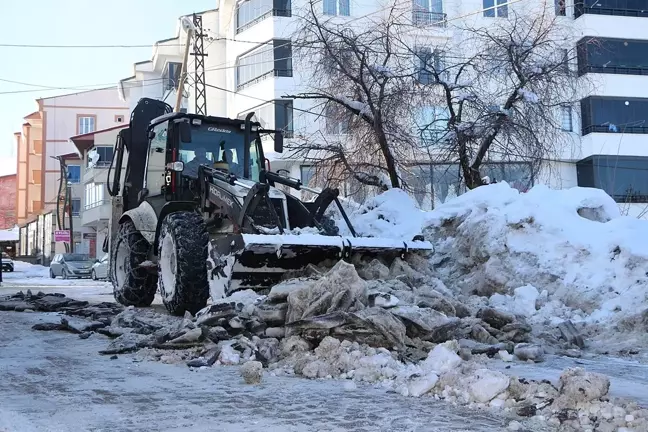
146,121 -> 168,195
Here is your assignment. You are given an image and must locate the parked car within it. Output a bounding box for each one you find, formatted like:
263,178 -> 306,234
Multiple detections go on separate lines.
91,254 -> 109,280
49,253 -> 95,279
1,252 -> 14,272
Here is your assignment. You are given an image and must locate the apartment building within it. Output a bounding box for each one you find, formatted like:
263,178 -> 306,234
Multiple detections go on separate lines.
116,0 -> 648,216
71,124 -> 128,258
15,87 -> 130,257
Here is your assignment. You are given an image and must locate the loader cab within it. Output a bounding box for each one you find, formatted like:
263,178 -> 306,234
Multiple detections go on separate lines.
143,112 -> 277,204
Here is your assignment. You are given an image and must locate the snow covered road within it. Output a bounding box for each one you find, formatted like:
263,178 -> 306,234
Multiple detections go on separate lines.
0,311 -> 513,432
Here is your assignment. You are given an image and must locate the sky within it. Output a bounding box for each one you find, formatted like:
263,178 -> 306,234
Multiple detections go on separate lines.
0,0 -> 216,175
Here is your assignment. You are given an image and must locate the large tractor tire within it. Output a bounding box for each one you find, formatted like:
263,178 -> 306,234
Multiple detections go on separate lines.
158,211 -> 209,316
111,219 -> 157,307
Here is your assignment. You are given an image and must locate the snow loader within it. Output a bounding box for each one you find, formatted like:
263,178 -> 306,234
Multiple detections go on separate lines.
105,97 -> 433,316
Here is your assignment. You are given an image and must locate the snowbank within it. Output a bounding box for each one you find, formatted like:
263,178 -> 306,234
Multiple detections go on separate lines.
337,188 -> 432,240
337,183 -> 648,325
420,183 -> 648,323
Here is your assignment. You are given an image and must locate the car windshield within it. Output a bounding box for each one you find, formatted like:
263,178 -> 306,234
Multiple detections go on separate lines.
180,123 -> 262,182
1,253 -> 9,259
63,253 -> 90,261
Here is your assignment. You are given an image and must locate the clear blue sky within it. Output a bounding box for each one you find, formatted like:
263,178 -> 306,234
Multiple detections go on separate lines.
0,0 -> 215,175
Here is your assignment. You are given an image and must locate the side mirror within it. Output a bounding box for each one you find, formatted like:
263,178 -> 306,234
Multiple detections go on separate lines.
179,122 -> 192,143
274,131 -> 284,153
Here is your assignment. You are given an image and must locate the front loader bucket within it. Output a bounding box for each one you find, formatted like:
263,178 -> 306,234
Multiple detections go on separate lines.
207,233 -> 433,299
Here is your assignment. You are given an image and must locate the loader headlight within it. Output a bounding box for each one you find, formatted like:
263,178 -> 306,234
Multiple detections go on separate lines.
166,161 -> 185,172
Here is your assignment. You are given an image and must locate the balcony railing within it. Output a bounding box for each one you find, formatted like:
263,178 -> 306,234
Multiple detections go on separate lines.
412,10 -> 447,27
582,125 -> 648,135
236,68 -> 293,91
578,64 -> 648,76
575,5 -> 648,18
236,9 -> 292,34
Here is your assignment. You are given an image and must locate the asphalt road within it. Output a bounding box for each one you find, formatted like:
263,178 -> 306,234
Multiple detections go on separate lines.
0,311 -> 515,432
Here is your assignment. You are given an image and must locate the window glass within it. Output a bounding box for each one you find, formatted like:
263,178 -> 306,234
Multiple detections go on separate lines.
578,155 -> 648,202
581,96 -> 648,134
71,199 -> 81,216
78,117 -> 96,134
67,165 -> 81,183
146,122 -> 168,195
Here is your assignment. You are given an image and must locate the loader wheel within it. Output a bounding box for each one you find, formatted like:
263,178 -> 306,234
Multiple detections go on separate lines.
158,211 -> 209,316
111,219 -> 157,307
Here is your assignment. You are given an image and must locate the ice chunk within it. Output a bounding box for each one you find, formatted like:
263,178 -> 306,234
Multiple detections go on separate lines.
407,373 -> 439,397
422,341 -> 462,374
468,369 -> 510,403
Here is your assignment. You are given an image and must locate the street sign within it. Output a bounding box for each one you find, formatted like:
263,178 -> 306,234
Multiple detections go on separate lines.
54,230 -> 71,242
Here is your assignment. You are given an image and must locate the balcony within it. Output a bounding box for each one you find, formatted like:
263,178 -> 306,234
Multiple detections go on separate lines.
81,200 -> 111,227
412,10 -> 447,27
83,161 -> 111,183
236,9 -> 291,34
575,0 -> 648,18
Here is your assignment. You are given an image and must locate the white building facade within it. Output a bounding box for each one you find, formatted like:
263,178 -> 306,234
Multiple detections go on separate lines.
116,0 -> 648,217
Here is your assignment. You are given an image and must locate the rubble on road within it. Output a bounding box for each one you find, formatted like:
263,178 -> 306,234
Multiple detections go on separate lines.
0,249 -> 642,431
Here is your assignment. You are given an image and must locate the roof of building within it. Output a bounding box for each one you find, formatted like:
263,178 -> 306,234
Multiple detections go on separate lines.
70,124 -> 127,154
24,111 -> 41,120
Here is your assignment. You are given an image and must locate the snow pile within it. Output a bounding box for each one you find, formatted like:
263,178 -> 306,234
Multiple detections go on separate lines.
337,188 -> 432,240
422,182 -> 648,324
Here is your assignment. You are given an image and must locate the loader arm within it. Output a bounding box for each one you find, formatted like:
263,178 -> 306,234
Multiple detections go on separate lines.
263,170 -> 357,237
198,166 -> 286,234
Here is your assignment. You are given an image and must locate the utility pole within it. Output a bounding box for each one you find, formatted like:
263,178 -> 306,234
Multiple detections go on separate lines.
191,13 -> 208,115
174,16 -> 196,113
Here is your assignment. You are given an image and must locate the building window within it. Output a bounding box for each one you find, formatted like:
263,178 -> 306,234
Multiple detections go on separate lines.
78,116 -> 96,135
412,0 -> 446,26
84,183 -> 105,209
575,0 -> 648,18
580,96 -> 648,135
555,0 -> 566,15
483,0 -> 509,17
67,165 -> 81,184
275,100 -> 294,138
163,62 -> 182,90
31,170 -> 42,184
236,0 -> 292,33
300,165 -> 315,186
415,106 -> 450,144
71,199 -> 81,216
236,40 -> 292,90
323,0 -> 350,16
577,155 -> 648,203
115,115 -> 125,123
577,37 -> 648,77
88,146 -> 114,168
415,47 -> 446,84
560,106 -> 573,132
238,99 -> 294,138
325,104 -> 351,135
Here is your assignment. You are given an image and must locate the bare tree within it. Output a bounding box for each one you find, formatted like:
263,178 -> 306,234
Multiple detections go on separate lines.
285,0 -> 427,191
287,2 -> 588,194
423,10 -> 587,189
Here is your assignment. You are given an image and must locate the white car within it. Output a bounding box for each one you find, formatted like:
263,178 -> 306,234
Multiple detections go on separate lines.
91,254 -> 109,280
